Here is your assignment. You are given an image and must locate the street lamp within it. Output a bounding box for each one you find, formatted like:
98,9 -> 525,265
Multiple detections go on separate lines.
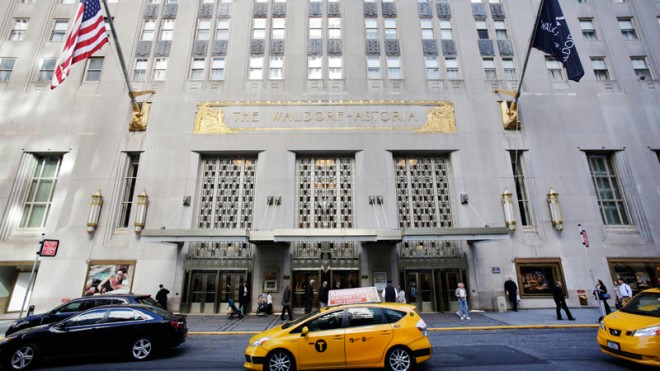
547,187 -> 563,231
134,189 -> 149,234
502,187 -> 516,232
87,189 -> 103,235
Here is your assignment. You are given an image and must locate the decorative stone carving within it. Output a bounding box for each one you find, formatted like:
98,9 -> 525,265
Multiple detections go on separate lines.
418,3 -> 432,17
198,4 -> 212,18
422,39 -> 438,56
154,41 -> 171,57
437,3 -> 451,18
136,41 -> 152,57
194,103 -> 236,134
471,3 -> 486,18
192,40 -> 208,57
490,3 -> 505,19
144,4 -> 158,19
217,3 -> 231,18
308,2 -> 322,17
327,39 -> 342,55
251,39 -> 265,55
163,4 -> 178,18
253,3 -> 267,17
363,3 -> 377,17
366,39 -> 380,55
272,3 -> 286,17
478,39 -> 495,56
271,39 -> 285,55
498,39 -> 514,56
382,3 -> 397,17
212,40 -> 228,56
308,39 -> 323,55
328,3 -> 340,17
385,39 -> 400,56
416,102 -> 457,133
441,40 -> 456,56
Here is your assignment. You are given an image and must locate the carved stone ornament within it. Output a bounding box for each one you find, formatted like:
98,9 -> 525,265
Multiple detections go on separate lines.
416,102 -> 457,133
194,103 -> 236,134
129,103 -> 151,132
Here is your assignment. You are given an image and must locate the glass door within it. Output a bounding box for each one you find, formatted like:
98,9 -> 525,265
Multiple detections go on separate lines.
189,270 -> 218,314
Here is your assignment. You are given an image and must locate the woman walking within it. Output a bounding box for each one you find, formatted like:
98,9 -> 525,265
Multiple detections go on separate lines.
595,279 -> 612,315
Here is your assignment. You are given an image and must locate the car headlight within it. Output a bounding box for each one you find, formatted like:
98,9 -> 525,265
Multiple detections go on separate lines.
632,325 -> 660,337
251,337 -> 270,347
598,319 -> 605,330
0,337 -> 16,346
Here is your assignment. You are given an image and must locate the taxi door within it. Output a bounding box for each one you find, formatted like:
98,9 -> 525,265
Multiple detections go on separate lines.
344,307 -> 394,366
297,309 -> 346,368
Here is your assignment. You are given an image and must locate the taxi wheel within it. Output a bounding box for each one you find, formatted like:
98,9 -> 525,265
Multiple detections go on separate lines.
265,349 -> 296,371
8,343 -> 40,370
386,346 -> 414,371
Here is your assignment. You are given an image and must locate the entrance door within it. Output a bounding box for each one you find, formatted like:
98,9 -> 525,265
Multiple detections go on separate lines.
444,271 -> 460,313
293,271 -> 320,312
189,271 -> 218,314
331,270 -> 359,290
219,272 -> 246,313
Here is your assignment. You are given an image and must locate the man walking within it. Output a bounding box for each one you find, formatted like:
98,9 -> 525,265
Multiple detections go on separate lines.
552,281 -> 575,321
156,284 -> 169,311
616,278 -> 633,306
319,281 -> 329,308
280,284 -> 293,321
304,279 -> 315,313
504,276 -> 518,312
239,281 -> 249,315
382,280 -> 397,303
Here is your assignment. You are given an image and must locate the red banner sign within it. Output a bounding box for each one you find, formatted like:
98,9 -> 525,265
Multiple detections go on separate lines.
40,239 -> 59,257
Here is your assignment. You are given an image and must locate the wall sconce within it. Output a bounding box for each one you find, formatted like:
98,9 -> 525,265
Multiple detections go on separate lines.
501,187 -> 516,232
134,189 -> 149,234
547,187 -> 563,231
87,189 -> 103,235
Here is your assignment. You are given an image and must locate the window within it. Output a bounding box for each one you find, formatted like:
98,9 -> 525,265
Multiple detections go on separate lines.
63,309 -> 107,327
365,19 -> 378,39
420,19 -> 433,40
153,58 -> 167,80
196,19 -> 210,40
617,18 -> 637,40
367,56 -> 380,79
133,59 -> 148,81
216,20 -> 229,40
476,20 -> 489,40
249,56 -> 264,79
439,19 -> 453,40
508,150 -> 532,227
591,57 -> 610,80
0,58 -> 16,81
308,56 -> 322,79
253,18 -> 266,40
191,58 -> 205,80
579,19 -> 597,40
38,59 -> 57,81
269,56 -> 283,79
272,18 -> 285,40
445,57 -> 459,79
494,20 -> 508,40
425,57 -> 440,79
587,153 -> 630,225
10,19 -> 29,41
309,18 -> 322,39
107,309 -> 143,323
141,20 -> 155,41
545,57 -> 563,80
328,18 -> 341,38
159,19 -> 174,41
328,56 -> 342,79
118,153 -> 140,229
386,56 -> 401,79
384,19 -> 397,40
631,57 -> 651,80
347,307 -> 384,328
20,155 -> 62,229
51,19 -> 68,41
502,58 -> 516,80
483,58 -> 496,79
85,57 -> 104,81
211,57 -> 225,80
306,310 -> 344,332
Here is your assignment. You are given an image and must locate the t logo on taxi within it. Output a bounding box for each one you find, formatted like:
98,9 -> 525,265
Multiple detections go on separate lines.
314,339 -> 327,353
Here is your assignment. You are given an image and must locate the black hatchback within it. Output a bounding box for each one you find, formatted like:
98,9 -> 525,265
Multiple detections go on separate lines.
5,294 -> 160,336
0,304 -> 187,370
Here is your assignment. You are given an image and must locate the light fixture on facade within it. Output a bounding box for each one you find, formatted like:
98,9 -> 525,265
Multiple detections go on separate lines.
501,187 -> 516,232
87,189 -> 103,235
134,189 -> 149,234
547,187 -> 563,232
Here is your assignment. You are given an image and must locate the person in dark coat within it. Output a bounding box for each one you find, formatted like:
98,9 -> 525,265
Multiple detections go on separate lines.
594,279 -> 612,315
504,276 -> 518,312
156,284 -> 169,310
552,281 -> 575,321
383,280 -> 396,303
304,279 -> 315,313
319,281 -> 329,308
281,284 -> 293,320
239,282 -> 249,315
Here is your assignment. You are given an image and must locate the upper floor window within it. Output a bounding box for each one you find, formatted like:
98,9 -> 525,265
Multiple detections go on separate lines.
38,59 -> 57,81
159,19 -> 175,41
51,19 -> 69,41
272,18 -> 285,40
153,58 -> 168,80
309,18 -> 322,39
10,19 -> 29,41
191,58 -> 205,80
367,56 -> 381,79
211,57 -> 225,80
365,19 -> 378,39
591,57 -> 610,81
328,56 -> 342,79
269,56 -> 284,79
250,56 -> 264,79
85,57 -> 104,81
617,18 -> 637,40
216,20 -> 229,40
631,57 -> 651,80
0,58 -> 16,81
253,18 -> 266,40
141,20 -> 156,41
439,19 -> 453,40
117,153 -> 140,229
420,19 -> 433,40
20,155 -> 62,229
586,153 -> 630,225
545,57 -> 563,80
196,19 -> 211,40
308,56 -> 322,79
502,58 -> 516,80
133,59 -> 148,81
425,57 -> 440,79
328,18 -> 341,38
445,57 -> 459,79
494,20 -> 508,40
475,20 -> 489,40
386,56 -> 401,79
384,19 -> 397,39
483,58 -> 496,79
580,19 -> 597,40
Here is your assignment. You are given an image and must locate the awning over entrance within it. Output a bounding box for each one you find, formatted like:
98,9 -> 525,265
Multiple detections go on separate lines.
140,227 -> 509,244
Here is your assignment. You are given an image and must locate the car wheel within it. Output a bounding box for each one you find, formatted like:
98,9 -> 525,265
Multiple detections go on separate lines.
8,343 -> 39,370
386,346 -> 414,371
129,337 -> 154,361
266,349 -> 296,371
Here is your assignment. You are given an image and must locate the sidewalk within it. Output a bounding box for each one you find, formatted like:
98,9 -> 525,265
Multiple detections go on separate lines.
0,307 -> 602,336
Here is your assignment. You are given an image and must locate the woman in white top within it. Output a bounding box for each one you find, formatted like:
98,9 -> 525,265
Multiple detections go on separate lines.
396,284 -> 406,303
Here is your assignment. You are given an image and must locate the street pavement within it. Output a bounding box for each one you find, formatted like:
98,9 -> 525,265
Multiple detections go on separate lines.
0,307 -> 603,337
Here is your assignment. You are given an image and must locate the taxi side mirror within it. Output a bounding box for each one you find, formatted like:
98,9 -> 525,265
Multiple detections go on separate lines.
301,326 -> 309,337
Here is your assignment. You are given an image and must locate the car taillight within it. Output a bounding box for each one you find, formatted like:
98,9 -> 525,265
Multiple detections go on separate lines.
416,319 -> 428,336
170,321 -> 186,329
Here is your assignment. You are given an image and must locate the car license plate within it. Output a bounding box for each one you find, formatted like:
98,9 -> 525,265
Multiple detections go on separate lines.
607,341 -> 620,351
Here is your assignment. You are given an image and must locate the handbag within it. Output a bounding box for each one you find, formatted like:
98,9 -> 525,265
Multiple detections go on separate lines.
602,293 -> 611,299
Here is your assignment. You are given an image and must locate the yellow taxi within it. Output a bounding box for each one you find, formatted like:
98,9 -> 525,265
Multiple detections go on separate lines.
244,287 -> 431,371
597,287 -> 660,366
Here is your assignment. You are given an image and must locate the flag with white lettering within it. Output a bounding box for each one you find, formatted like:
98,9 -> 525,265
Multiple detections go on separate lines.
51,0 -> 109,89
532,0 -> 584,82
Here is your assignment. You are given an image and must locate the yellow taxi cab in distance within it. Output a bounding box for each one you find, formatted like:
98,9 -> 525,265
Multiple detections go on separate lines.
597,287 -> 660,367
244,287 -> 431,371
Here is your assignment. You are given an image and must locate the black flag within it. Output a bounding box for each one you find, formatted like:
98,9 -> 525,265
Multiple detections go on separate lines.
532,0 -> 584,82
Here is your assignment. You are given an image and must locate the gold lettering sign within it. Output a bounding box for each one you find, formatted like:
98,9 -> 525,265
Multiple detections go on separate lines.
193,100 -> 456,134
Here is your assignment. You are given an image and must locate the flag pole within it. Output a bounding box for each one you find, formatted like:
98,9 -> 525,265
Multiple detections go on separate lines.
512,0 -> 546,107
100,0 -> 141,113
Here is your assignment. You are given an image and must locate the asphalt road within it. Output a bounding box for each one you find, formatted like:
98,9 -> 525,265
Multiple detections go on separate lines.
27,328 -> 652,371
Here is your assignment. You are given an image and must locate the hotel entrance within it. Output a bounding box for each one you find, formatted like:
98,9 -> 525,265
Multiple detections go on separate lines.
292,269 -> 359,311
182,270 -> 247,314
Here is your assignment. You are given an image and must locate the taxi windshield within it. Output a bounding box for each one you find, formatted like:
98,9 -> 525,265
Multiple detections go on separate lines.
621,291 -> 660,318
281,309 -> 321,329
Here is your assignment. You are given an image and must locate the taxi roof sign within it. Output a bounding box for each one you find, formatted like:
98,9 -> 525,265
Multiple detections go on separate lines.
328,287 -> 381,306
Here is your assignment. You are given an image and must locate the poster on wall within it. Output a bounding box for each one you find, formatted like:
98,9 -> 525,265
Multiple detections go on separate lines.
83,262 -> 135,296
519,265 -> 555,296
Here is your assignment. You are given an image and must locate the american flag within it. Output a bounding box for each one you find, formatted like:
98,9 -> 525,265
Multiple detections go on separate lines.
51,0 -> 109,89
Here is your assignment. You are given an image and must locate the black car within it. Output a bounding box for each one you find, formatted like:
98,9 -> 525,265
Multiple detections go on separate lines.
0,304 -> 187,370
5,294 -> 160,336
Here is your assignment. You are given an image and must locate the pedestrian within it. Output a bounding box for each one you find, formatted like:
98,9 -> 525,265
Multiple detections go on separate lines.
156,284 -> 170,311
281,284 -> 293,321
612,280 -> 622,309
239,281 -> 249,315
552,281 -> 576,321
408,281 -> 417,303
382,280 -> 397,303
304,279 -> 315,313
319,281 -> 329,308
335,281 -> 341,290
594,279 -> 611,315
396,284 -> 406,303
504,276 -> 518,312
455,283 -> 470,320
266,291 -> 273,315
616,278 -> 633,306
